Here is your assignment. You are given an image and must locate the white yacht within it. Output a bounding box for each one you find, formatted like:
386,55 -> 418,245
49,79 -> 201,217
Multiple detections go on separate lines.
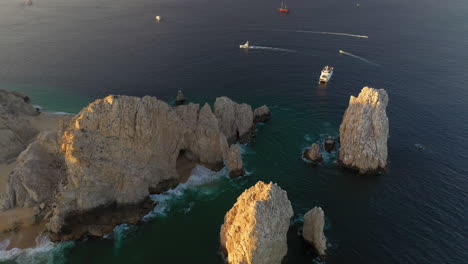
319,66 -> 334,83
239,41 -> 249,49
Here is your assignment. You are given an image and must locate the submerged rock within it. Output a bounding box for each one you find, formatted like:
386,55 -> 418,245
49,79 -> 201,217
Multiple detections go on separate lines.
175,90 -> 186,106
338,87 -> 389,174
324,137 -> 336,152
0,89 -> 39,163
253,105 -> 271,123
304,143 -> 323,162
220,181 -> 293,264
226,144 -> 245,178
303,207 -> 327,256
214,96 -> 254,144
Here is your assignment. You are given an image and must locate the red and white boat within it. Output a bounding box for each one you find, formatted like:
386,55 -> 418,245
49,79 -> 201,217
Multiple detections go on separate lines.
278,1 -> 289,13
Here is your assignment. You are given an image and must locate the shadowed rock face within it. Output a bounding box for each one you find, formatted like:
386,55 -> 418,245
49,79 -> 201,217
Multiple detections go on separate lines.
214,96 -> 254,144
220,181 -> 293,264
338,87 -> 389,174
303,207 -> 327,256
226,144 -> 244,178
253,105 -> 271,123
0,89 -> 39,163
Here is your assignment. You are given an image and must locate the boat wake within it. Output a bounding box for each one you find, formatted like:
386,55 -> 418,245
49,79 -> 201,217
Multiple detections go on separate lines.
248,45 -> 297,53
260,29 -> 369,39
339,51 -> 379,66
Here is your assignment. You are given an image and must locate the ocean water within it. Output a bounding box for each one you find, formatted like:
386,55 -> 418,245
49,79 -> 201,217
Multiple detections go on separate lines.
1,0 -> 467,263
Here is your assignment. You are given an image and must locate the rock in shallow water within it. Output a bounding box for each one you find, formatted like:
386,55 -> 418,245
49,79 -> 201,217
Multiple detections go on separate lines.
220,181 -> 293,264
303,206 -> 327,256
324,137 -> 336,152
304,143 -> 323,162
226,144 -> 245,178
338,87 -> 389,174
253,105 -> 271,123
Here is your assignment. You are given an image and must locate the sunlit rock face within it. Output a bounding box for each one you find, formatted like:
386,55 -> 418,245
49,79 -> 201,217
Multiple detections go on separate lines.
338,87 -> 389,174
220,181 -> 293,264
0,89 -> 39,163
48,95 -> 230,237
303,206 -> 327,256
226,144 -> 244,178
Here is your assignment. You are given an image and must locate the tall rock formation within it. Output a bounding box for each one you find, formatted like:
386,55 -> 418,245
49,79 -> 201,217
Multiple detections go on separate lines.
0,94 -> 268,241
220,181 -> 293,264
226,144 -> 245,178
338,87 -> 389,174
0,89 -> 39,163
302,207 -> 327,256
214,96 -> 254,144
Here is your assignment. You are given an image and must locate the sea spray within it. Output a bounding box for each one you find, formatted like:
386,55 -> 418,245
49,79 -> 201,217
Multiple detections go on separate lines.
0,235 -> 74,264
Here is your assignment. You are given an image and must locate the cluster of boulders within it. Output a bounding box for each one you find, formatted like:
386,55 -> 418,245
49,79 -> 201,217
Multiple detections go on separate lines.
220,181 -> 327,263
0,89 -> 272,241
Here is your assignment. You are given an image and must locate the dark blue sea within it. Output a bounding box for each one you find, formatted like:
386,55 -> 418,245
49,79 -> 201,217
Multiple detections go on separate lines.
0,0 -> 467,263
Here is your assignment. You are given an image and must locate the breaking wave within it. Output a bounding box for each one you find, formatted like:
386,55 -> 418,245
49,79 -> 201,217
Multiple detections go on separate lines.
0,235 -> 74,264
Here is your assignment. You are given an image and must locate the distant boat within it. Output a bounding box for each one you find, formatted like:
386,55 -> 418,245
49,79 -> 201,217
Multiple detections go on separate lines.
339,50 -> 345,54
155,16 -> 161,22
278,1 -> 289,13
239,41 -> 249,49
319,66 -> 334,83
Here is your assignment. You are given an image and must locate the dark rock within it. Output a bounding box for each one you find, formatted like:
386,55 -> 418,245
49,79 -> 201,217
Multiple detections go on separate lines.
175,90 -> 186,106
324,137 -> 335,152
253,105 -> 271,123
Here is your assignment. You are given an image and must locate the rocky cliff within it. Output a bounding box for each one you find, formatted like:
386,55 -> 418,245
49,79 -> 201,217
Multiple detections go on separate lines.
0,89 -> 39,163
0,93 -> 267,241
220,181 -> 293,264
338,87 -> 389,174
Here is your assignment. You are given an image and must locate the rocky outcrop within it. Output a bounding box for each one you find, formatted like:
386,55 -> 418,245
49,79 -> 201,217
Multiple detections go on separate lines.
303,207 -> 327,256
220,181 -> 293,264
0,94 -> 268,241
214,97 -> 254,144
324,137 -> 336,152
226,144 -> 245,178
338,87 -> 389,174
0,131 -> 66,211
304,143 -> 322,162
175,90 -> 185,106
0,89 -> 39,163
253,105 -> 271,123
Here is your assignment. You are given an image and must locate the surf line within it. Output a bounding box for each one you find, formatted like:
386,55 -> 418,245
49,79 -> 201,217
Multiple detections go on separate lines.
248,45 -> 297,53
339,50 -> 379,66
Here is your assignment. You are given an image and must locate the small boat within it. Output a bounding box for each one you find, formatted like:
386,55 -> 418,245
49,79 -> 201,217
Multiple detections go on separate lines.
319,66 -> 334,83
155,16 -> 161,22
239,41 -> 249,49
339,50 -> 345,54
278,1 -> 289,13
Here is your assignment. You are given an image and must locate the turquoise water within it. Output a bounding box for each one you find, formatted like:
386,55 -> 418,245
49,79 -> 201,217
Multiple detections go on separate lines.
1,0 -> 467,263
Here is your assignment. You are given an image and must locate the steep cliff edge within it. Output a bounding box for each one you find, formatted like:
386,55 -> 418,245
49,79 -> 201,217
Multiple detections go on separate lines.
220,181 -> 293,264
338,87 -> 389,174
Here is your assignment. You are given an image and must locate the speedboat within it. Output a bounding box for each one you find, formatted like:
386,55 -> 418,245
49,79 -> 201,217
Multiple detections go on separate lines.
319,66 -> 334,83
239,41 -> 249,49
339,50 -> 345,54
155,16 -> 161,22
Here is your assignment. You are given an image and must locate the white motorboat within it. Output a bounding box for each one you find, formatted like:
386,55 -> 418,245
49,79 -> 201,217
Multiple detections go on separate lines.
239,41 -> 249,49
339,50 -> 345,54
155,16 -> 161,22
319,66 -> 334,83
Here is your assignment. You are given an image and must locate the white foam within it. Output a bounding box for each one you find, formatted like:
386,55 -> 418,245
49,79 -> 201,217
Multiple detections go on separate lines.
0,234 -> 73,263
144,165 -> 228,219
